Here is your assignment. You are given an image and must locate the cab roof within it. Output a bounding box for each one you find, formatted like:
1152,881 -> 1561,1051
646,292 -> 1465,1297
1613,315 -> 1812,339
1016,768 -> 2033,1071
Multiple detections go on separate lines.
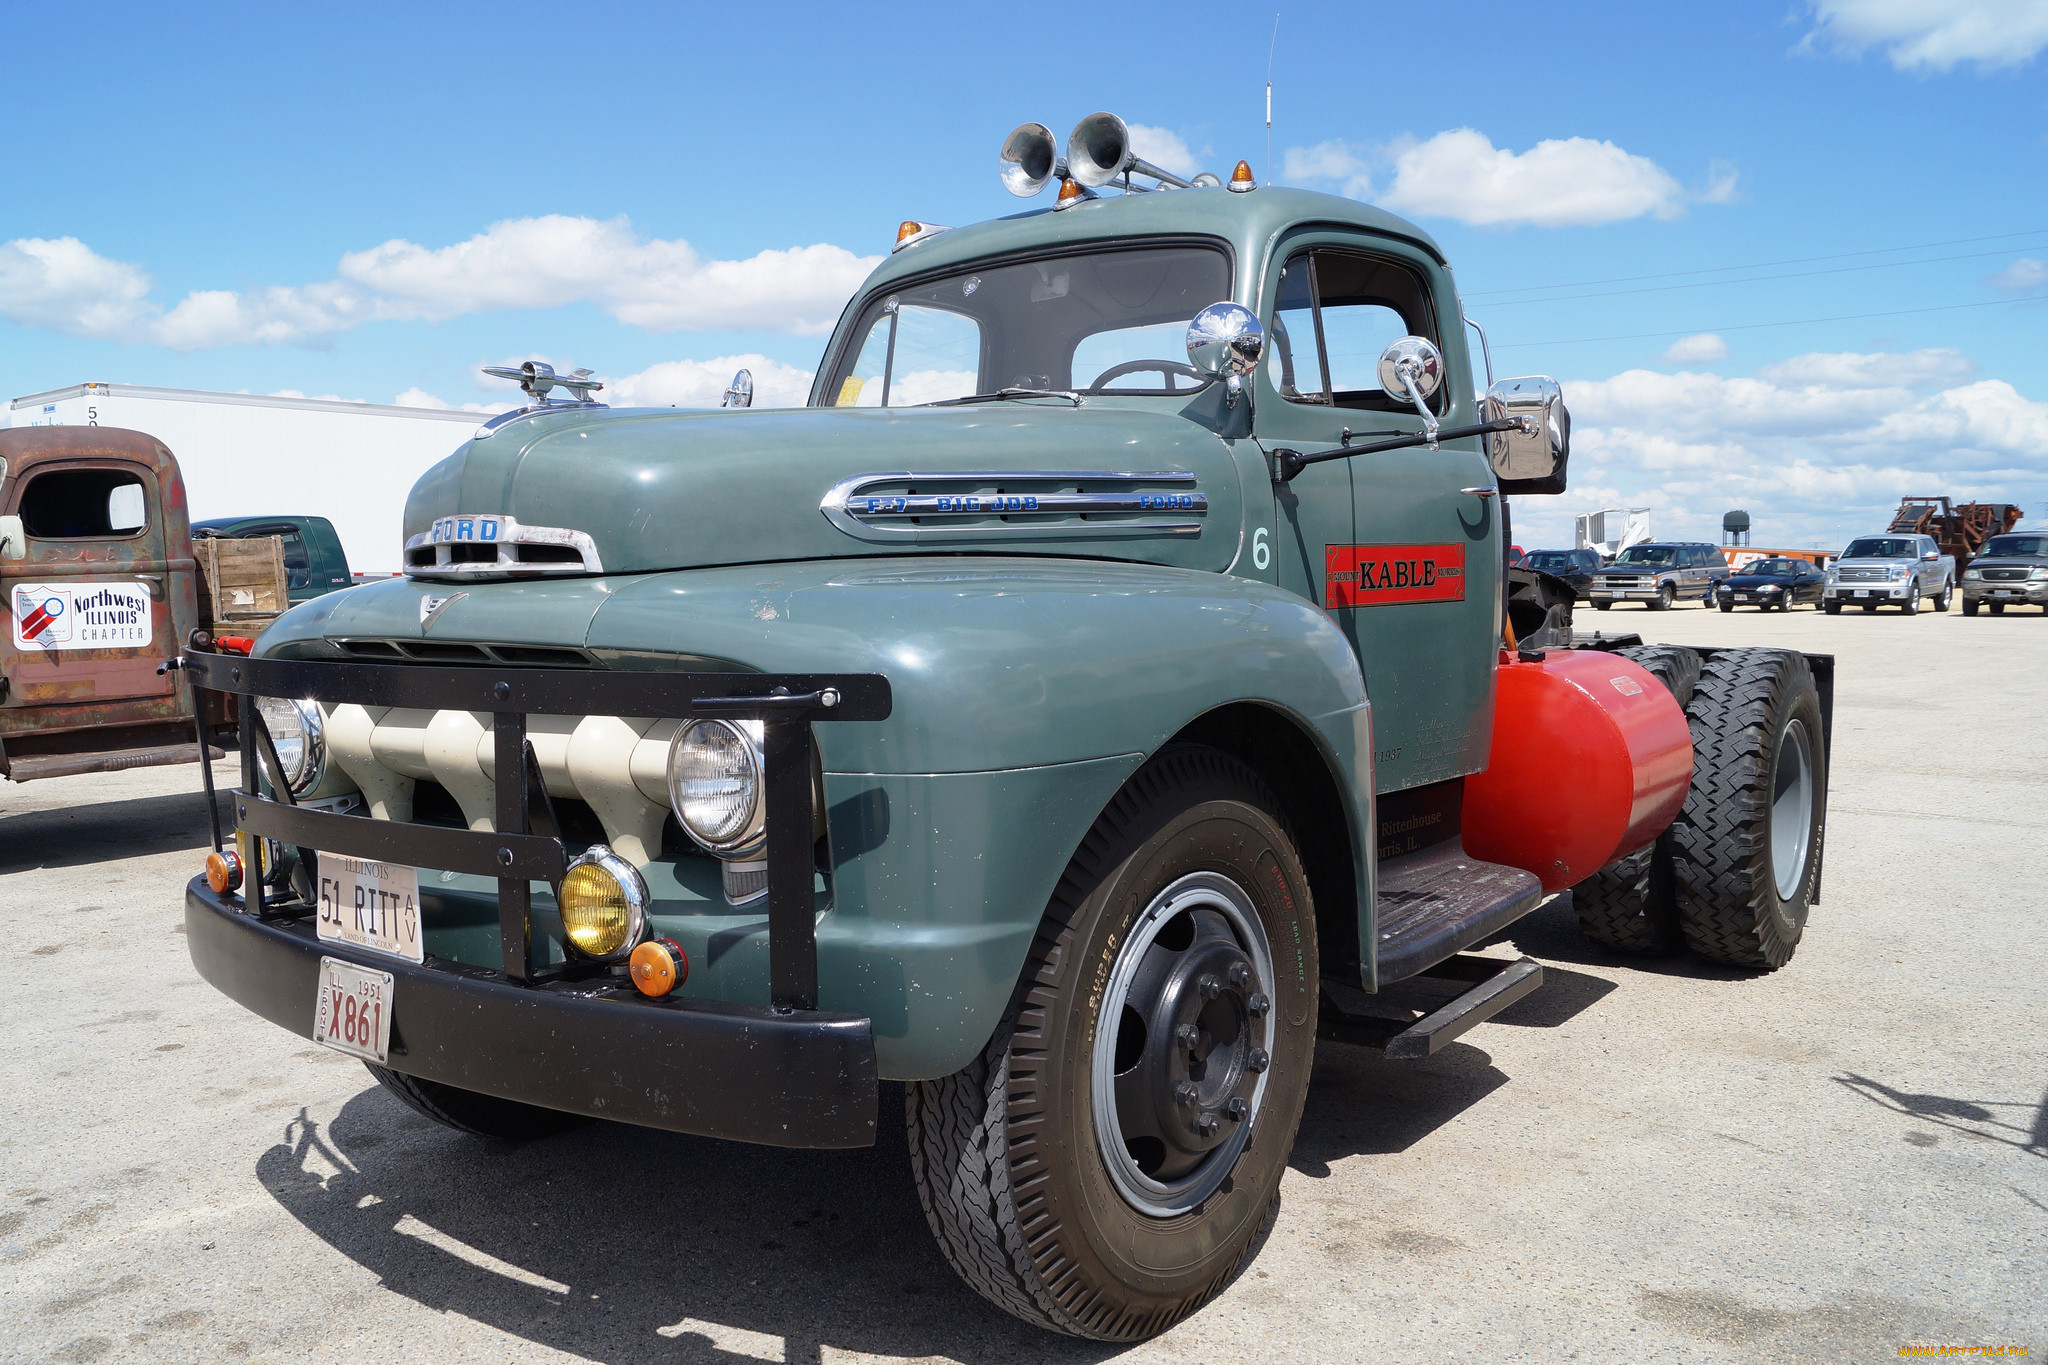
861,185 -> 1450,299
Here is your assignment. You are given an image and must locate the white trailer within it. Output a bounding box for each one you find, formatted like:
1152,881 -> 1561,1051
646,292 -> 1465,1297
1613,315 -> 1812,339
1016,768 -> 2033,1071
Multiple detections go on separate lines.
10,383 -> 490,574
1575,507 -> 1653,562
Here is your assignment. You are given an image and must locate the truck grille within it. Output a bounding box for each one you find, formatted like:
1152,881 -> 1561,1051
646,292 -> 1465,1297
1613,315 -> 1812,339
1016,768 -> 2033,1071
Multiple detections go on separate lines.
1598,575 -> 1657,589
1980,567 -> 2030,582
1835,567 -> 1893,583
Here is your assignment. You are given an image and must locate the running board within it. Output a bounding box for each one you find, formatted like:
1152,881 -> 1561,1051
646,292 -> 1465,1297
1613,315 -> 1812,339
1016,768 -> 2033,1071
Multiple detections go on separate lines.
1319,954 -> 1545,1061
1374,838 -> 1543,985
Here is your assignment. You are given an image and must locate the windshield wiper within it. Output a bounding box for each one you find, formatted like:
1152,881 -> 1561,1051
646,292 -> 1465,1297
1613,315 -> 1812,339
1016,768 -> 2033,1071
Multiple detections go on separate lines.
924,387 -> 1085,408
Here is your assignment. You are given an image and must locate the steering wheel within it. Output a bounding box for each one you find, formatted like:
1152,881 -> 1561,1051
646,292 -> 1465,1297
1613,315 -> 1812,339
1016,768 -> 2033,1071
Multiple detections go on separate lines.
1086,359 -> 1203,392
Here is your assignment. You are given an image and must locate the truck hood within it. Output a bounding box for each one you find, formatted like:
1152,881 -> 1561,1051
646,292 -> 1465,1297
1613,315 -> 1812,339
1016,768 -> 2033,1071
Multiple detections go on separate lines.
401,403 -> 1248,578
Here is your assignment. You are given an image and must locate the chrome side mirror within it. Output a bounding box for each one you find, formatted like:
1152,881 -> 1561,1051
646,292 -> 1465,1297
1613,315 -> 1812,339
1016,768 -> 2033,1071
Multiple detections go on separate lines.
1185,302 -> 1264,406
722,369 -> 754,409
1378,337 -> 1445,447
0,514 -> 23,560
1483,376 -> 1571,495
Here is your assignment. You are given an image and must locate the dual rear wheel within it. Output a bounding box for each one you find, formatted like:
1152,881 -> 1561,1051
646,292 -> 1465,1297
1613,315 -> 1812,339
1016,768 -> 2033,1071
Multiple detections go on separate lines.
1573,647 -> 1825,970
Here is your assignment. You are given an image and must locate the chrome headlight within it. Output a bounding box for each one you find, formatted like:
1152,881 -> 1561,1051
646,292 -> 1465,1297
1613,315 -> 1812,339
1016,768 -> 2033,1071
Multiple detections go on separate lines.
1760,585 -> 1781,593
1965,568 -> 1983,579
557,844 -> 648,961
255,697 -> 324,796
666,719 -> 766,858
2030,567 -> 2048,581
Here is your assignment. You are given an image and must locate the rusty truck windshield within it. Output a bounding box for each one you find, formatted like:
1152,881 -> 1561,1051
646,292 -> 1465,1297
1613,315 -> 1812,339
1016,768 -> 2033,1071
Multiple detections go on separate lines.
821,243 -> 1231,407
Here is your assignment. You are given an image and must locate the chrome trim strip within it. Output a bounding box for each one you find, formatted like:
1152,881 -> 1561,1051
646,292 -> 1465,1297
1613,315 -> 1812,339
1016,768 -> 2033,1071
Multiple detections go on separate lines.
472,399 -> 609,441
820,470 -> 1206,542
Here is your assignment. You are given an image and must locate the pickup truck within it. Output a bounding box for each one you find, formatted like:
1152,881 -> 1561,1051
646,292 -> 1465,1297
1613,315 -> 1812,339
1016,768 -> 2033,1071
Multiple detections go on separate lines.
177,114 -> 1832,1342
1584,541 -> 1728,610
1960,531 -> 2048,615
1824,533 -> 1953,614
192,515 -> 354,605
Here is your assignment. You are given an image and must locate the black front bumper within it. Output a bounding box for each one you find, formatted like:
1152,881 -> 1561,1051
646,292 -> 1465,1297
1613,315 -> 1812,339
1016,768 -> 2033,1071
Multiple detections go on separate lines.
186,879 -> 879,1149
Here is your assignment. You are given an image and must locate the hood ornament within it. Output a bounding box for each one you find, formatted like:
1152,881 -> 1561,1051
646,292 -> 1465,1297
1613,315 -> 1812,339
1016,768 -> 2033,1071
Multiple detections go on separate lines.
474,360 -> 609,441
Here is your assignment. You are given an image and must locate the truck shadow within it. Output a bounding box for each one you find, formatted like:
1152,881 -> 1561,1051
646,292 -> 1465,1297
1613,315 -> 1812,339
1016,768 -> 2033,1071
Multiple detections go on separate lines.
1834,1072 -> 2048,1158
1289,1040 -> 1507,1178
1479,892 -> 1769,981
0,787 -> 231,873
256,1083 -> 1119,1365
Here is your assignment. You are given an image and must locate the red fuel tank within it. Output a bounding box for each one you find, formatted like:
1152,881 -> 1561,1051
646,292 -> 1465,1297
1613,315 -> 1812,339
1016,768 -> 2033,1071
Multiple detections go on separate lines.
1462,650 -> 1693,893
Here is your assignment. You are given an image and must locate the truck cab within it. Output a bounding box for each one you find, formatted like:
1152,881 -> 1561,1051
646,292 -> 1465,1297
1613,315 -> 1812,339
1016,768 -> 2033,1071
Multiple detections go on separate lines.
178,116 -> 1829,1343
1825,532 -> 1954,614
0,427 -> 225,781
191,514 -> 354,604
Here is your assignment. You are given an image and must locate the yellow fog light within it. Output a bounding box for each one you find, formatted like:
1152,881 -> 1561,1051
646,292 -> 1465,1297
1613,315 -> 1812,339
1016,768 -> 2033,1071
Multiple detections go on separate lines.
557,845 -> 649,962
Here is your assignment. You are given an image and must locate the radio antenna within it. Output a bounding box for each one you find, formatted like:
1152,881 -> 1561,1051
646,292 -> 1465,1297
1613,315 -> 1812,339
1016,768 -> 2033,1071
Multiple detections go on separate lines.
1266,13 -> 1280,184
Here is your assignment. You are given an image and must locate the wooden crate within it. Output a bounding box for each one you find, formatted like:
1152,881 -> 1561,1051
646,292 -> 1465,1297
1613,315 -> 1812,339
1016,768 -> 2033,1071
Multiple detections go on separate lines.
195,535 -> 288,628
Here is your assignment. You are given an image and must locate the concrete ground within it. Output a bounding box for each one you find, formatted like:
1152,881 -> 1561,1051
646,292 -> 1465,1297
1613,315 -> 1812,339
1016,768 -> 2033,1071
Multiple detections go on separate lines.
2,601 -> 2043,1363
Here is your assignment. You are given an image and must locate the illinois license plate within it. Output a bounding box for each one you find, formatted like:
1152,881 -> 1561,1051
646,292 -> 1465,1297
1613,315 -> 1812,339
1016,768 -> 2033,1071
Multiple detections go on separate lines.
315,853 -> 424,963
313,956 -> 394,1064
1996,589 -> 2016,597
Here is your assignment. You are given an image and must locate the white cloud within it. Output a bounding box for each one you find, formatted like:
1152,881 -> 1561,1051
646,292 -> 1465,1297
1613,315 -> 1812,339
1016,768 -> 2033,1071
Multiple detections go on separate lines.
1989,257 -> 2048,291
1662,334 -> 1729,364
602,355 -> 817,409
1282,140 -> 1375,199
1801,0 -> 2048,72
392,387 -> 507,413
1282,130 -> 1730,228
1380,130 -> 1686,227
0,216 -> 880,351
1511,348 -> 2048,551
0,237 -> 155,339
1125,124 -> 1204,179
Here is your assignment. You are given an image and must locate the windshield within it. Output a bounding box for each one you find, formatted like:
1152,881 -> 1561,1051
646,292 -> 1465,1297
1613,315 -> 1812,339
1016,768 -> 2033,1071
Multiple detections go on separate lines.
1983,534 -> 2048,557
820,243 -> 1231,407
1745,559 -> 1799,576
1843,538 -> 1917,558
1524,552 -> 1577,571
1613,546 -> 1678,565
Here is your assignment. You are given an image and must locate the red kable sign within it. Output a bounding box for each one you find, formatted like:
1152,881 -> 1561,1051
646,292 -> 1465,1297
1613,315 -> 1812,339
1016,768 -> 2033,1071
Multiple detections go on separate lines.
1325,543 -> 1467,608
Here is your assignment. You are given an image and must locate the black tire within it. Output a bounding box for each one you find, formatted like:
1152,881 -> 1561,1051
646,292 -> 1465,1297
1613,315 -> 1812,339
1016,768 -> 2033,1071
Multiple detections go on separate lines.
1991,602 -> 2005,616
1669,650 -> 1826,970
1962,599 -> 1978,617
907,746 -> 1317,1340
1593,600 -> 1612,611
1824,600 -> 1841,615
1649,582 -> 1674,611
1861,604 -> 1876,612
1570,645 -> 1700,955
1935,581 -> 1952,612
363,1064 -> 589,1140
1901,583 -> 1920,616
1718,601 -> 1734,613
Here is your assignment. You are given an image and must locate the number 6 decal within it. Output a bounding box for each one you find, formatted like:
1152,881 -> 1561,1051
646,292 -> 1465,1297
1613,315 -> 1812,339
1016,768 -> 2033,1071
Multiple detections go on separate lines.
1252,526 -> 1271,571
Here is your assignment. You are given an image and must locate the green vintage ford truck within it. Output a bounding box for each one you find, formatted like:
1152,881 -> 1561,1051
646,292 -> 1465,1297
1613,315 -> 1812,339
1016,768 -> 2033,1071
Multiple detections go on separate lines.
181,115 -> 1830,1340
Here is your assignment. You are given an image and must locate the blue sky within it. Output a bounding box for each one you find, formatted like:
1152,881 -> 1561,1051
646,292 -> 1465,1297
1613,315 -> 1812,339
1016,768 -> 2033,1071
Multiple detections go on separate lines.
3,0 -> 2044,549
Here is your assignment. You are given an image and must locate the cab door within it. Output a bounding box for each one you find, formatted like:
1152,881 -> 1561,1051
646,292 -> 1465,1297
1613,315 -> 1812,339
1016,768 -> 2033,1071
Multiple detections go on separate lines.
1252,234 -> 1500,794
4,458 -> 179,708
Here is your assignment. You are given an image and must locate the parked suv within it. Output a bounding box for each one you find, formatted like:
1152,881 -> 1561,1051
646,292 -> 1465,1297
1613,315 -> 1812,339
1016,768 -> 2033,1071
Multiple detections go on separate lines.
1585,542 -> 1728,610
1824,533 -> 1953,614
1519,547 -> 1600,595
1960,531 -> 2048,615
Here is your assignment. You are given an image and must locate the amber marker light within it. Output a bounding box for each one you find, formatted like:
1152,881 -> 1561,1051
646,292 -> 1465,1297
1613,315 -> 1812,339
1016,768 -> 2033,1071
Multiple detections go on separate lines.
629,938 -> 688,998
1056,178 -> 1091,208
205,848 -> 243,895
892,221 -> 952,253
1228,160 -> 1257,193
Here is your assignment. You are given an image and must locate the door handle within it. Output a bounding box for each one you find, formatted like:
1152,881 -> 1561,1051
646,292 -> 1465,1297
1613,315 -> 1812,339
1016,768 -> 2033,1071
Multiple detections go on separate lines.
1459,486 -> 1497,498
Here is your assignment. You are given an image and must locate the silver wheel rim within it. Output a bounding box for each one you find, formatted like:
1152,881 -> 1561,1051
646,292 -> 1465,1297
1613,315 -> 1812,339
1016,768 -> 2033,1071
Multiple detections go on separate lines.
1771,718 -> 1815,902
1091,870 -> 1276,1218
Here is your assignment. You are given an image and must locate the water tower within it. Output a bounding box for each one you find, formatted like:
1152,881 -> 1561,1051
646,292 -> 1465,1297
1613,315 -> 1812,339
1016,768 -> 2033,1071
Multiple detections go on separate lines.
1722,510 -> 1751,547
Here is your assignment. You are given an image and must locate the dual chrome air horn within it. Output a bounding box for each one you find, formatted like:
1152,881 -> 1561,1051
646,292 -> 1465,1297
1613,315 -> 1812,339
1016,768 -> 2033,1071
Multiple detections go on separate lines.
999,112 -> 1222,197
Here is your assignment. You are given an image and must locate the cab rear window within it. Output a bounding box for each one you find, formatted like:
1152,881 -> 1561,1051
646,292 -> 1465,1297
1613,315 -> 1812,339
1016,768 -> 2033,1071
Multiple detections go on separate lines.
18,468 -> 149,539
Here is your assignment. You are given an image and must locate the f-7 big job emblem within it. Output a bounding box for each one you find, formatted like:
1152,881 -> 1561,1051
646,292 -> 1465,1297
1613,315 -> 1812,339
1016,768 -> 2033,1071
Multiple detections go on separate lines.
1324,544 -> 1467,609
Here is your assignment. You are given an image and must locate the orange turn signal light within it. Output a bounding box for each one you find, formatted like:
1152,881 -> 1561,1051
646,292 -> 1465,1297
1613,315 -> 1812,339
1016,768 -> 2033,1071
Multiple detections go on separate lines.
1056,178 -> 1089,207
1228,160 -> 1257,193
629,937 -> 688,998
205,848 -> 244,895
